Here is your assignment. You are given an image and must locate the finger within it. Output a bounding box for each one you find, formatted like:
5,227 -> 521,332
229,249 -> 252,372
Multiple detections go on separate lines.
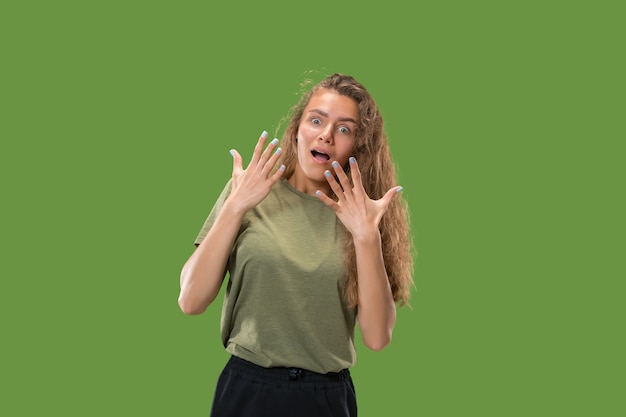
249,131 -> 269,166
348,157 -> 365,196
331,160 -> 355,203
315,189 -> 340,211
256,138 -> 280,174
268,164 -> 286,184
324,169 -> 345,201
379,186 -> 403,212
230,149 -> 243,175
261,145 -> 283,177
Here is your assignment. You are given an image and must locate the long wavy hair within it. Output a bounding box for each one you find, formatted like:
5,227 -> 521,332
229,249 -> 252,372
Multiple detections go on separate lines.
277,73 -> 414,308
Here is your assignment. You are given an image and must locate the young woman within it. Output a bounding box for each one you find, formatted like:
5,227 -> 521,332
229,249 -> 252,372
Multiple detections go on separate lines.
179,73 -> 414,417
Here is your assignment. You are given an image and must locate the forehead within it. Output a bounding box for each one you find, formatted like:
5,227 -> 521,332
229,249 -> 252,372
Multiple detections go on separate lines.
304,89 -> 358,122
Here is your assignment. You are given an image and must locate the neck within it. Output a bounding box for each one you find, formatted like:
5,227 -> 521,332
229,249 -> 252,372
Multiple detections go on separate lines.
287,168 -> 331,197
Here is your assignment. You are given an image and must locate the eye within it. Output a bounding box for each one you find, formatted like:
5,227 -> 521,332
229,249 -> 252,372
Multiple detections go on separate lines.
311,117 -> 322,125
338,126 -> 351,134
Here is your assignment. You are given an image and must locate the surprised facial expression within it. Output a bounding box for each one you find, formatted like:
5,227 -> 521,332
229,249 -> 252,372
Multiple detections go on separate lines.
294,89 -> 358,186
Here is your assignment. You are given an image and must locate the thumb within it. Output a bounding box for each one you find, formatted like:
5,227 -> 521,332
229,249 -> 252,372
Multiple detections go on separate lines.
379,186 -> 403,211
230,149 -> 243,174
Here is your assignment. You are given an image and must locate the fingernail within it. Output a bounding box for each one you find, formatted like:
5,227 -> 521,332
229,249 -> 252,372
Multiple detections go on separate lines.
396,187 -> 404,193
279,165 -> 285,171
275,147 -> 282,155
316,190 -> 322,197
349,157 -> 355,164
325,170 -> 331,177
261,131 -> 268,138
229,149 -> 235,157
271,138 -> 279,146
332,161 -> 339,168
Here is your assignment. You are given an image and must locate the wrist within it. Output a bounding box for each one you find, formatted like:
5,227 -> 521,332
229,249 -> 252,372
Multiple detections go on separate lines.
351,227 -> 381,246
222,196 -> 250,219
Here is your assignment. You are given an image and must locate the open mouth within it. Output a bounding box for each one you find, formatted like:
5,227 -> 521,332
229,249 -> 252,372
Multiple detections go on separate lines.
311,149 -> 330,162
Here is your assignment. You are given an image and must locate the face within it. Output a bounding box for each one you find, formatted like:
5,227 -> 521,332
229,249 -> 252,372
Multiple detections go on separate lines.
290,89 -> 358,194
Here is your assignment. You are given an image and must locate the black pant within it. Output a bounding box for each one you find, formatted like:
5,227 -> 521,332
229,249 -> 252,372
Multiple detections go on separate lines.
210,355 -> 358,417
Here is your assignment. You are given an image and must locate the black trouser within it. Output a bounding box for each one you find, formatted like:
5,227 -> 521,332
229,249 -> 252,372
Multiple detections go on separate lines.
210,355 -> 358,417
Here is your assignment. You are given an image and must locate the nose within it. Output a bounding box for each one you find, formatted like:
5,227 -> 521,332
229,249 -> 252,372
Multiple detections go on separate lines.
319,127 -> 333,143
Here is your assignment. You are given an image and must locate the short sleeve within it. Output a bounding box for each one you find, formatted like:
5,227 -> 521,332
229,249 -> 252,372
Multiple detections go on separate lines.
194,179 -> 233,246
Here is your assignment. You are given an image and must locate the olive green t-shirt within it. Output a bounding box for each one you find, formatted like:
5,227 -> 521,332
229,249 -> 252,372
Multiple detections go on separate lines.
195,178 -> 357,374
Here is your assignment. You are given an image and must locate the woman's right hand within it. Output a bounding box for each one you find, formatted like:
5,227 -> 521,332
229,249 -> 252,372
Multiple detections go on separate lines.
179,131 -> 284,315
227,131 -> 285,213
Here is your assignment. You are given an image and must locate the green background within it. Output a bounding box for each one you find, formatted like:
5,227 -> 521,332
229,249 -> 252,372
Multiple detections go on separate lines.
1,1 -> 623,416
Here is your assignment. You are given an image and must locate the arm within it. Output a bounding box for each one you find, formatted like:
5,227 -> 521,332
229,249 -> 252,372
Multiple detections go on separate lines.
178,200 -> 246,315
353,231 -> 396,351
178,132 -> 285,315
317,157 -> 401,350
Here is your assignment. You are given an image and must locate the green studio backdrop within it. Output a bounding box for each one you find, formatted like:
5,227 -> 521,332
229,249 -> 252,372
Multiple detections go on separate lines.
1,1 -> 623,416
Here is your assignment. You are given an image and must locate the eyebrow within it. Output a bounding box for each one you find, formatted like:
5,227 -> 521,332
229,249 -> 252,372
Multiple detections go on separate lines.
307,109 -> 357,124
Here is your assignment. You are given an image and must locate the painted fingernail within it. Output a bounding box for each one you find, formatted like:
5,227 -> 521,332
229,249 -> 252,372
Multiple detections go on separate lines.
261,131 -> 268,138
325,170 -> 331,177
316,190 -> 322,197
275,147 -> 282,155
349,157 -> 355,164
271,138 -> 279,146
332,161 -> 339,168
279,165 -> 285,171
396,187 -> 404,193
229,149 -> 235,157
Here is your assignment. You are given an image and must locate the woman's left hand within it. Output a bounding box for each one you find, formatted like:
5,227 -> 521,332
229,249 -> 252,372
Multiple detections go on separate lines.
316,157 -> 402,242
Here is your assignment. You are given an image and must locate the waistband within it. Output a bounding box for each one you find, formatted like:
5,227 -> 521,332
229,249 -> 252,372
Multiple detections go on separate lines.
225,355 -> 351,383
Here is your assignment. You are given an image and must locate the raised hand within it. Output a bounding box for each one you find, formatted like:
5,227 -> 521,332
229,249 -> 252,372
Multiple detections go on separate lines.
228,131 -> 285,213
316,157 -> 402,242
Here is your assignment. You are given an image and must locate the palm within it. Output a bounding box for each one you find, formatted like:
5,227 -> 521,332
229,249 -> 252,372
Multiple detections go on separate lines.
317,158 -> 401,241
228,132 -> 285,212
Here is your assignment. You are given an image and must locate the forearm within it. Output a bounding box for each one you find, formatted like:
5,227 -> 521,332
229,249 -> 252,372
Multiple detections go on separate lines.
178,200 -> 246,315
354,230 -> 396,351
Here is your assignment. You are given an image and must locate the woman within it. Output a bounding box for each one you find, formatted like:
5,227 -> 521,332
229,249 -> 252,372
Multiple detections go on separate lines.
179,73 -> 414,416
